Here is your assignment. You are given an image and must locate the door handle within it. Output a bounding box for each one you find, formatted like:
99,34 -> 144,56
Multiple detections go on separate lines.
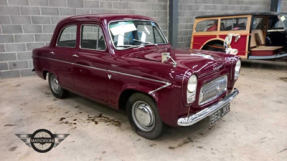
50,51 -> 55,55
72,54 -> 79,57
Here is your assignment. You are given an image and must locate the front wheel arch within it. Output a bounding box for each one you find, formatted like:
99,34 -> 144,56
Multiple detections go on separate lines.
118,88 -> 159,111
126,92 -> 165,139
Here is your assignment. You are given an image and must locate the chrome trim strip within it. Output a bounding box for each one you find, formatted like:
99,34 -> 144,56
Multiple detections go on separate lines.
148,82 -> 171,94
34,55 -> 169,85
107,69 -> 167,84
177,88 -> 239,126
35,56 -> 106,72
249,53 -> 287,60
74,62 -> 106,72
35,56 -> 72,65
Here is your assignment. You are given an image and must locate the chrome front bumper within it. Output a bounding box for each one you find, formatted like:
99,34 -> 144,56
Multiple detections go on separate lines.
177,88 -> 239,126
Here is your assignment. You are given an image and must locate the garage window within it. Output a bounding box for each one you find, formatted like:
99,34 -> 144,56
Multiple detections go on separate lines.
57,25 -> 77,48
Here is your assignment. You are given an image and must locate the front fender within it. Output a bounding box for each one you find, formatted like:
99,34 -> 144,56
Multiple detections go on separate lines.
118,84 -> 160,104
116,83 -> 184,127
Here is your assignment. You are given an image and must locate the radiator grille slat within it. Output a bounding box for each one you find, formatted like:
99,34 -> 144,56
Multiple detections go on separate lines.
199,75 -> 227,105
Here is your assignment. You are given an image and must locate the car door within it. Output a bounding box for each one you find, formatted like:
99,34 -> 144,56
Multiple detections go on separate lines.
51,24 -> 77,90
267,16 -> 287,47
73,23 -> 109,102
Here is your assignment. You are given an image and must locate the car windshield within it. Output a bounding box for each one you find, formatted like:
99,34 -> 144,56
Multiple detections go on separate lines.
109,20 -> 167,49
279,14 -> 287,29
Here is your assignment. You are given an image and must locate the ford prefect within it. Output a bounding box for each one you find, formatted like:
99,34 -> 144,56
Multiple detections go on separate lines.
33,14 -> 240,139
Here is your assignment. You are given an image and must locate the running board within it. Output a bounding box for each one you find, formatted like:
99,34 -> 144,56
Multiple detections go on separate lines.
249,53 -> 287,60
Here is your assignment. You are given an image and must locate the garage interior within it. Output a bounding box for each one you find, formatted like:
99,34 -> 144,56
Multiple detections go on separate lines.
0,0 -> 287,161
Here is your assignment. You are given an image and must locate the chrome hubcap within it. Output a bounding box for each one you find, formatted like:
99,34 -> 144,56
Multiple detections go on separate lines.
50,75 -> 60,94
132,101 -> 155,132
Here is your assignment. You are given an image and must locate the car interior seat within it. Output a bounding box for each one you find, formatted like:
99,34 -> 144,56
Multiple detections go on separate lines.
250,30 -> 283,53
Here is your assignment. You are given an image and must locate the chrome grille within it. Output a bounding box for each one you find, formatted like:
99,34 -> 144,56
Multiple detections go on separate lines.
199,75 -> 227,105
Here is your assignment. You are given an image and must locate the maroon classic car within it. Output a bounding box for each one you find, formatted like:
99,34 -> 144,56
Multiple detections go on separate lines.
33,14 -> 240,139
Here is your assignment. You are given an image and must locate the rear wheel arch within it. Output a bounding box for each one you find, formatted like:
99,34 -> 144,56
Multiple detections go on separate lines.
201,39 -> 225,52
43,70 -> 58,80
48,72 -> 69,98
43,70 -> 49,80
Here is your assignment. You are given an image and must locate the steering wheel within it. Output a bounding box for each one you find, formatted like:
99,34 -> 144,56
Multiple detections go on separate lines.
124,38 -> 130,44
113,38 -> 130,46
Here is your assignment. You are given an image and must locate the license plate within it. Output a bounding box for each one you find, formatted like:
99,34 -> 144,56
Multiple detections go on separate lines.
210,103 -> 230,126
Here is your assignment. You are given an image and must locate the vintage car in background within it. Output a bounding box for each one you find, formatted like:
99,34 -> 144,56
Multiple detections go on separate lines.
33,14 -> 240,139
191,12 -> 287,60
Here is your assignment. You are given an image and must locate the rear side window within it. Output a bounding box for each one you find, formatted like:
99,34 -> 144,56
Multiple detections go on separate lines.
195,19 -> 218,32
81,25 -> 106,51
252,17 -> 264,29
221,17 -> 247,31
57,25 -> 77,48
274,21 -> 284,28
268,16 -> 284,29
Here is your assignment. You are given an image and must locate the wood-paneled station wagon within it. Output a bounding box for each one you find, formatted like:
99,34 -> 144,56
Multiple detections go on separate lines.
33,14 -> 240,139
191,12 -> 287,60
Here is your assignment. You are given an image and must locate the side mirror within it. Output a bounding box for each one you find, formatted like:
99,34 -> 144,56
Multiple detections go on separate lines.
161,52 -> 171,63
161,52 -> 177,67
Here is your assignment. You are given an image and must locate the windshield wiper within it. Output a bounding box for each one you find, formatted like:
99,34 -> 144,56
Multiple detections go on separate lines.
133,39 -> 157,46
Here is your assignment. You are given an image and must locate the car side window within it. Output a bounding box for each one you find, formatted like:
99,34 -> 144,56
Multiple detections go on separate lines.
195,19 -> 218,32
271,20 -> 284,29
81,25 -> 106,51
268,17 -> 284,29
57,25 -> 77,48
221,17 -> 247,31
252,17 -> 264,30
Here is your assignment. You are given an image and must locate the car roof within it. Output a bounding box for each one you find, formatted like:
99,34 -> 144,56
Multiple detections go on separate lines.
195,12 -> 287,19
59,14 -> 154,25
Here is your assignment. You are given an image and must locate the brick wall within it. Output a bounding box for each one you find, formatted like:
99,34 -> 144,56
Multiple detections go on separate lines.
0,0 -> 168,79
282,0 -> 287,12
178,0 -> 272,48
0,0 -> 286,79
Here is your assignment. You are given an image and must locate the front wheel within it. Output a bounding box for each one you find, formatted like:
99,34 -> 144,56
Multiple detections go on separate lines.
127,93 -> 164,139
48,73 -> 69,99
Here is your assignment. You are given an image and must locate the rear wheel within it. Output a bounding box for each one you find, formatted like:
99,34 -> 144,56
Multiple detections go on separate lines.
127,93 -> 164,139
48,73 -> 69,99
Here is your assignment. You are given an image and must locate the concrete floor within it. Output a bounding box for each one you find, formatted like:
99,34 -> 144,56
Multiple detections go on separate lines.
0,60 -> 287,161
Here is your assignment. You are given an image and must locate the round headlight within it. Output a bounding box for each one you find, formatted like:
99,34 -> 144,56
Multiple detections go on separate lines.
187,75 -> 197,93
234,59 -> 241,80
187,74 -> 197,104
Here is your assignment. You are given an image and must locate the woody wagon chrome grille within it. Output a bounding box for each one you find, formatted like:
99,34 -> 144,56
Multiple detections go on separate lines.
199,75 -> 227,105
